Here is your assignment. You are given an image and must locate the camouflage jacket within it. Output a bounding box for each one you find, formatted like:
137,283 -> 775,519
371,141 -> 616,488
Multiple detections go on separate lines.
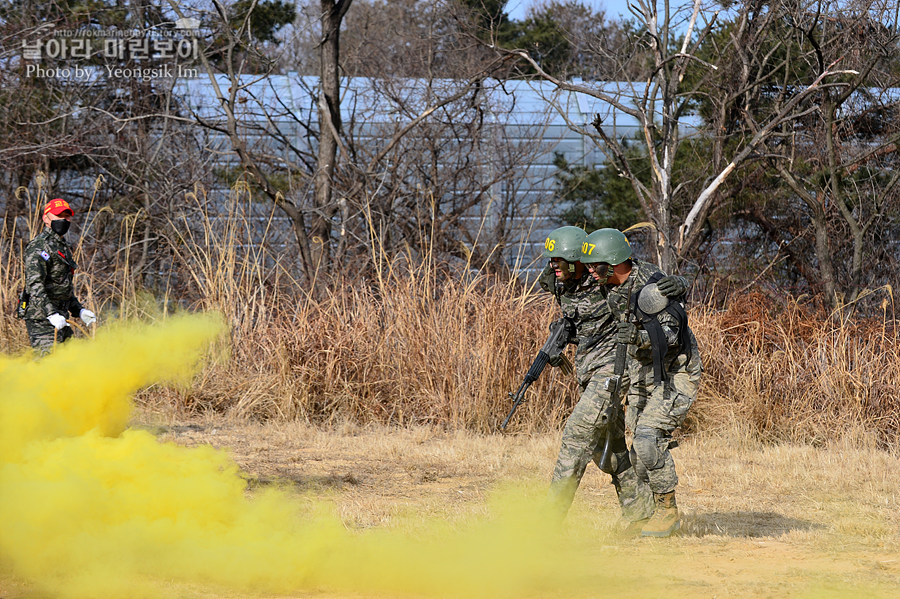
540,259 -> 694,386
23,228 -> 83,320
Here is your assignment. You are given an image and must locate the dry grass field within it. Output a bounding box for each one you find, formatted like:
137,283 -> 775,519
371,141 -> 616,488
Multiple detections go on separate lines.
2,190 -> 899,598
148,414 -> 900,599
6,407 -> 897,599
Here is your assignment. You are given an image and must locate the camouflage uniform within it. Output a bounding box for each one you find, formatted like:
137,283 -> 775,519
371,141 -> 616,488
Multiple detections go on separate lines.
616,260 -> 702,497
539,262 -> 653,522
22,228 -> 83,352
541,258 -> 702,520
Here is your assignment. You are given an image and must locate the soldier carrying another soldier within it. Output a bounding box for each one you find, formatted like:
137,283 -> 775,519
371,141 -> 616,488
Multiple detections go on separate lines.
18,199 -> 96,353
540,226 -> 701,537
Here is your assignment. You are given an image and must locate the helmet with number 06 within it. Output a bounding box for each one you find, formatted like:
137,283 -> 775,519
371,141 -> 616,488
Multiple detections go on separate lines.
541,226 -> 587,263
581,228 -> 632,265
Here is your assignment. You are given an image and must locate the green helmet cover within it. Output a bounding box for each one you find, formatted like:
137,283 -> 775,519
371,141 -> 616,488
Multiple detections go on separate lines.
542,226 -> 587,262
581,228 -> 632,264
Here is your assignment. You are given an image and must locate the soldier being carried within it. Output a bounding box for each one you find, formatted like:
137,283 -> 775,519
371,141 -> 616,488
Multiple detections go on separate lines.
540,226 -> 702,538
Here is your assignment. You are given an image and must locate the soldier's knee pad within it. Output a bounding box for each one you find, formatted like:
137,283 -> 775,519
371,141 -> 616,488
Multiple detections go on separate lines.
632,426 -> 665,470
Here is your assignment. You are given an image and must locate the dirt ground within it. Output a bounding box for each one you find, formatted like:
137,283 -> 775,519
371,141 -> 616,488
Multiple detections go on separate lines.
3,409 -> 899,598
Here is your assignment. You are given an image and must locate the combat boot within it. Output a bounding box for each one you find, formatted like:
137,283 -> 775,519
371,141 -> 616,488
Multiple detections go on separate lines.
641,491 -> 680,537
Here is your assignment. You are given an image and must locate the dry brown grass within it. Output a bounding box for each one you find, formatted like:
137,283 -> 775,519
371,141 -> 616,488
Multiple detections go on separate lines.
3,183 -> 899,447
5,409 -> 899,597
131,410 -> 900,540
104,411 -> 900,597
167,268 -> 579,432
4,406 -> 898,598
0,178 -> 47,354
692,292 -> 900,448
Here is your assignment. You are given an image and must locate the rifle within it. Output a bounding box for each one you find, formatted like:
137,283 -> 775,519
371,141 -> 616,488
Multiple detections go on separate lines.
596,283 -> 635,474
500,317 -> 574,430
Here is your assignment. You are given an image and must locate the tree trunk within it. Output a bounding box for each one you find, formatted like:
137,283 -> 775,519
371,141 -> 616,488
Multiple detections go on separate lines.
810,196 -> 838,309
313,0 -> 353,278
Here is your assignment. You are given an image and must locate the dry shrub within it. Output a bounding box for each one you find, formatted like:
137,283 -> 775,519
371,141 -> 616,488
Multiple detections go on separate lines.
1,180 -> 51,353
3,183 -> 899,446
691,292 -> 900,448
147,186 -> 578,432
0,228 -> 28,353
177,263 -> 579,433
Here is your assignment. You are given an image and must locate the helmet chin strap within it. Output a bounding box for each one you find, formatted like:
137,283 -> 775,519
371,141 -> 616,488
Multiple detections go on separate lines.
593,264 -> 614,284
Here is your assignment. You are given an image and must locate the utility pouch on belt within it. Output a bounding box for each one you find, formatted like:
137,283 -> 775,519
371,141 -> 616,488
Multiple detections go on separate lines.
15,289 -> 29,319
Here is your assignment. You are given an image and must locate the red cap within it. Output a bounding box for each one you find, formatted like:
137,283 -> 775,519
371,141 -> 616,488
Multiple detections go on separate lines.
43,199 -> 74,217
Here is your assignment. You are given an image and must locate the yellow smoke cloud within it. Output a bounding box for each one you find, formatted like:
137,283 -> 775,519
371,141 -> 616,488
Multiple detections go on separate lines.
2,315 -> 891,599
0,315 -> 607,599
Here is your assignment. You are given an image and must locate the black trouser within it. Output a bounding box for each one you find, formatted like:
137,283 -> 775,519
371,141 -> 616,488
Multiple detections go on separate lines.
25,318 -> 72,354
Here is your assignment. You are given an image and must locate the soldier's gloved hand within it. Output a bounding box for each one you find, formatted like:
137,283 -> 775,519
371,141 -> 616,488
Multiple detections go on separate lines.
615,321 -> 639,345
79,309 -> 97,326
47,313 -> 68,330
657,275 -> 686,298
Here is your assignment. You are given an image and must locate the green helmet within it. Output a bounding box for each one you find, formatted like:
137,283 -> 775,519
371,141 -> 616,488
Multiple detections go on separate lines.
541,226 -> 587,262
581,228 -> 632,264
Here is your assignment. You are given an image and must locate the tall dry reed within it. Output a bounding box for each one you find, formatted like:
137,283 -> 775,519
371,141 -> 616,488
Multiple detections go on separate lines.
162,186 -> 579,432
2,181 -> 898,445
691,292 -> 899,448
0,173 -> 55,353
0,223 -> 27,353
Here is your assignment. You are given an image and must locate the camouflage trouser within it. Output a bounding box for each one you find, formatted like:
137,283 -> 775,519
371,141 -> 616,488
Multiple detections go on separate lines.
25,318 -> 72,355
626,351 -> 702,495
547,367 -> 655,523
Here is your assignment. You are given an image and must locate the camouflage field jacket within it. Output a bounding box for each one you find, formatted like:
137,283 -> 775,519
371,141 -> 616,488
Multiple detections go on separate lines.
539,259 -> 692,387
23,228 -> 83,320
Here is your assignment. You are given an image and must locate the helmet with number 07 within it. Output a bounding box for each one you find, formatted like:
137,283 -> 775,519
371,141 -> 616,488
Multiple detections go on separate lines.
541,226 -> 587,263
581,228 -> 632,265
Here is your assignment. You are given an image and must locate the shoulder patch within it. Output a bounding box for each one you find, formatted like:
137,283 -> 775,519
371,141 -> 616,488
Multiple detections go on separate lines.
40,251 -> 50,261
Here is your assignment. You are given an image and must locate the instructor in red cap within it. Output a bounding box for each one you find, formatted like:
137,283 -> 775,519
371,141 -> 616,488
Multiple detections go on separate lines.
18,199 -> 96,353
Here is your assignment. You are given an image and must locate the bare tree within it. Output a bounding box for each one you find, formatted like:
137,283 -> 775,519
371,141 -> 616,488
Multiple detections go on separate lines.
310,0 -> 353,273
334,75 -> 549,272
0,0 -> 228,307
475,0 -> 859,273
0,3 -> 114,219
179,0 -> 548,286
755,2 -> 900,310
